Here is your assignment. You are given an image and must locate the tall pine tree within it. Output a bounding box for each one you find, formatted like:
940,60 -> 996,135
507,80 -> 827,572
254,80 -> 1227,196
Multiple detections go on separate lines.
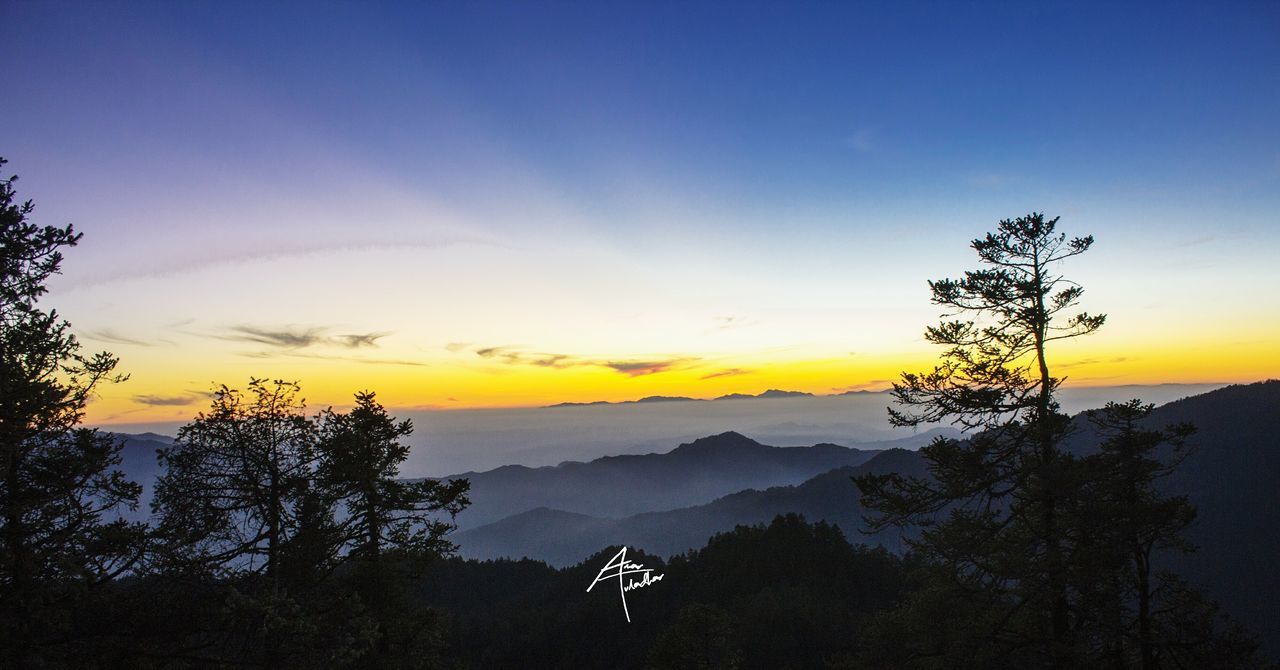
856,213 -> 1104,667
0,157 -> 144,666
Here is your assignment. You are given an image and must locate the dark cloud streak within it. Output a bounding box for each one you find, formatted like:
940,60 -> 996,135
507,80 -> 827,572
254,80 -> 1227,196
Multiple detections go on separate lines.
466,345 -> 697,377
701,368 -> 752,380
133,393 -> 200,407
336,332 -> 386,348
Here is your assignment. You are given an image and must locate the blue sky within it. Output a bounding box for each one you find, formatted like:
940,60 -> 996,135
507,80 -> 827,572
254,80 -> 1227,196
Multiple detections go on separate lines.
2,1 -> 1278,420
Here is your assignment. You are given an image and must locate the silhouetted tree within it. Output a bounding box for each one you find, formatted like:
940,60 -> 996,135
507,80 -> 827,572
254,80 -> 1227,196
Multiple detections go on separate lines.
317,392 -> 469,564
1078,400 -> 1196,668
315,391 -> 469,667
0,157 -> 145,666
153,378 -> 322,665
1074,401 -> 1262,668
856,213 -> 1104,666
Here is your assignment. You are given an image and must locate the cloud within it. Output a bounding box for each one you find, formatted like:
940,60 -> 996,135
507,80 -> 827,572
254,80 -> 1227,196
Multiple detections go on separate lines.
530,354 -> 575,368
473,346 -> 580,369
348,357 -> 427,367
61,237 -> 505,289
335,332 -> 386,348
1058,356 -> 1131,370
445,341 -> 471,352
81,329 -> 159,347
701,368 -> 752,380
466,345 -> 696,377
133,393 -> 201,406
217,325 -> 393,351
223,326 -> 327,348
604,358 -> 698,377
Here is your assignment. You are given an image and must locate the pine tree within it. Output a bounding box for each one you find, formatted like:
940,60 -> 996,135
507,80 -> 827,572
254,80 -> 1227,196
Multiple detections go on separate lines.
315,391 -> 469,666
0,157 -> 144,666
856,213 -> 1104,667
1078,400 -> 1196,668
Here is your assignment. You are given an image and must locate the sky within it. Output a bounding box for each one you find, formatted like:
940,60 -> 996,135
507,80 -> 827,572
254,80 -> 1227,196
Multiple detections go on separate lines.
2,1 -> 1278,426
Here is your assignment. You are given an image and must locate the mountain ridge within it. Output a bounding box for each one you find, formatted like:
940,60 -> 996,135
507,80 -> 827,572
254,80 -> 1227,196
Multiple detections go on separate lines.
444,428 -> 959,529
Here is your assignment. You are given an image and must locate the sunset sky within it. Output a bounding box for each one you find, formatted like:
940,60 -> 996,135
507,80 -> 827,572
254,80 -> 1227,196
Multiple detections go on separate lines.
3,2 -> 1278,425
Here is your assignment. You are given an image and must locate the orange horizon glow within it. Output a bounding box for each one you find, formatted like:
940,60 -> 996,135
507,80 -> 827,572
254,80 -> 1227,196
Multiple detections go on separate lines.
84,335 -> 1280,425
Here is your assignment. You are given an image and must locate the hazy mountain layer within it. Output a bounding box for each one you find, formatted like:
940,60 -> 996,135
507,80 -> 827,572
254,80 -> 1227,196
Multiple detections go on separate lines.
445,428 -> 955,529
454,446 -> 927,565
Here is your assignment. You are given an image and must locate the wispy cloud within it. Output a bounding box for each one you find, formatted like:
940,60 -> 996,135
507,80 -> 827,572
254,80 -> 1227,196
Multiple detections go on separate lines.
133,393 -> 201,406
82,329 -> 163,347
62,237 -> 504,289
351,358 -> 426,367
335,332 -> 386,348
223,326 -> 327,348
605,358 -> 698,377
1059,356 -> 1132,370
464,344 -> 697,377
529,354 -> 574,368
474,346 -> 580,369
216,325 -> 392,351
701,367 -> 752,380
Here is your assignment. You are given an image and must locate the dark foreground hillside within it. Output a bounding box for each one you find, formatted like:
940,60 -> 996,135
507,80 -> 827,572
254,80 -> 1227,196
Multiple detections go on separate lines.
423,514 -> 909,669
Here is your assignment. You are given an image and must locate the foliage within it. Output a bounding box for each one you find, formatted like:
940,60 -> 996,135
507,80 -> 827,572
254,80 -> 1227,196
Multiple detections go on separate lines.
0,157 -> 144,667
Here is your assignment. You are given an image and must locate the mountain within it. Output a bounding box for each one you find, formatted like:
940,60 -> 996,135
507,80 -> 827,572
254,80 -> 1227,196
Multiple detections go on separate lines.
445,428 -> 957,529
455,381 -> 1280,652
542,389 -> 817,408
454,447 -> 927,566
544,395 -> 697,408
714,389 -> 814,400
110,432 -> 173,522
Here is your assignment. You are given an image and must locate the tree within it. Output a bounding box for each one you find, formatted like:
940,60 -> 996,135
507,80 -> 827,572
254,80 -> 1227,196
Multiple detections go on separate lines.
856,213 -> 1104,667
0,157 -> 144,666
315,391 -> 469,666
1078,401 -> 1196,668
155,379 -> 316,582
317,392 -> 468,565
1075,401 -> 1261,668
152,378 -> 321,665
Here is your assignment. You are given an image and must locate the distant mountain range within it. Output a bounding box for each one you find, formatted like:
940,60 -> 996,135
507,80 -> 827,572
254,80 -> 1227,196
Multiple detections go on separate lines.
454,446 -> 928,566
453,381 -> 1280,654
109,432 -> 174,522
544,388 -> 820,408
444,428 -> 958,529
